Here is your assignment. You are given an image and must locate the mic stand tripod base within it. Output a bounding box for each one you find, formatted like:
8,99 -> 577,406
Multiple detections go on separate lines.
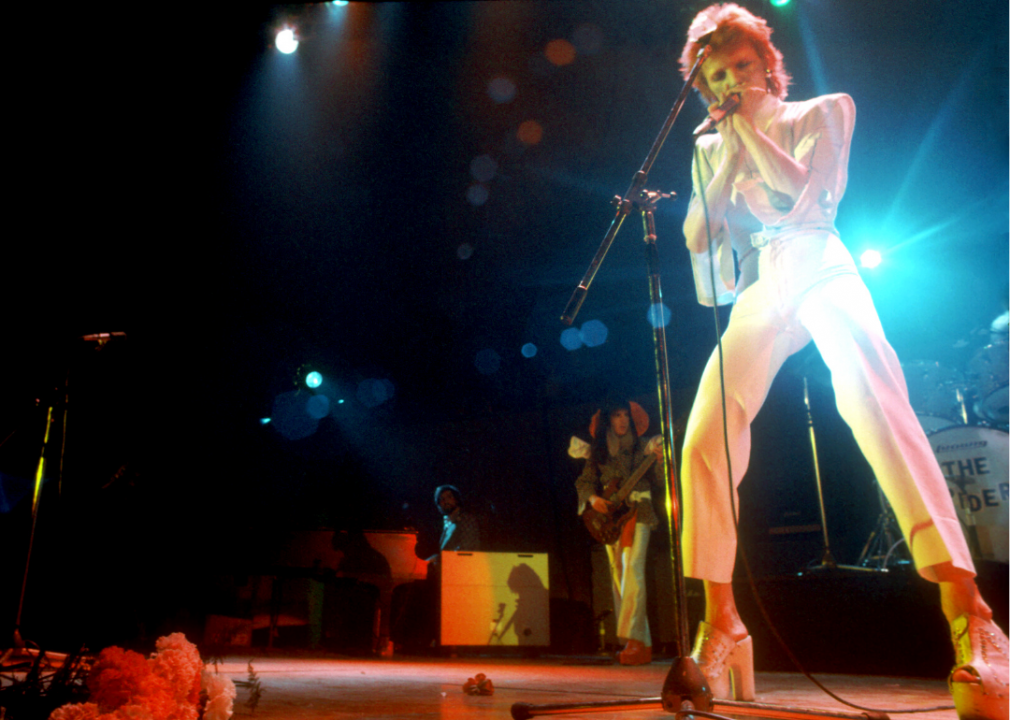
511,696 -> 891,720
800,552 -> 888,575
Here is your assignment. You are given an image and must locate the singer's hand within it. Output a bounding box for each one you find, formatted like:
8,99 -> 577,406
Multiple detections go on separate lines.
733,86 -> 768,123
709,98 -> 743,155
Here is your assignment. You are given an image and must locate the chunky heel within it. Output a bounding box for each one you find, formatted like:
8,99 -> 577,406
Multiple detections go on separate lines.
949,614 -> 1009,720
690,621 -> 755,701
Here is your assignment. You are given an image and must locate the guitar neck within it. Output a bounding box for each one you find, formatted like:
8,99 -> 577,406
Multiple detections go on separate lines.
611,454 -> 657,505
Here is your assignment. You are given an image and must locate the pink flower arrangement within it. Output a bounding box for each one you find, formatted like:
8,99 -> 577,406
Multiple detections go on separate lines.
49,634 -> 235,720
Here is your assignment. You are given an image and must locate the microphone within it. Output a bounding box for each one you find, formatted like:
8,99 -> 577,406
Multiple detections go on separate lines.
81,332 -> 126,342
693,94 -> 740,138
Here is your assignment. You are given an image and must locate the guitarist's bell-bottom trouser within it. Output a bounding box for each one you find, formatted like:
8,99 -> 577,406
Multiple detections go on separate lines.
606,523 -> 651,646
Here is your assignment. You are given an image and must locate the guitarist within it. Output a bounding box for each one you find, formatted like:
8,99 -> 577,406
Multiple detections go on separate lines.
573,400 -> 664,665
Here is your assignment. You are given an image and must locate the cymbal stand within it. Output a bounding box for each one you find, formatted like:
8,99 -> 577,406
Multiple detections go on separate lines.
856,487 -> 909,570
799,377 -> 880,575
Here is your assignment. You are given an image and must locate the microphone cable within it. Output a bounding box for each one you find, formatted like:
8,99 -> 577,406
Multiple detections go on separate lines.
691,139 -> 954,715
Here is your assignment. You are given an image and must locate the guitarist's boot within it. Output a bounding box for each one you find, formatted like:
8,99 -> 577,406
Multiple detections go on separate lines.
618,639 -> 652,666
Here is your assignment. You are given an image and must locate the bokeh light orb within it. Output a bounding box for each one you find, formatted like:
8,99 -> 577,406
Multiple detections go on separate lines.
271,390 -> 319,440
521,343 -> 538,358
475,348 -> 502,375
306,371 -> 323,388
517,120 -> 543,146
470,155 -> 498,183
466,183 -> 489,206
580,319 -> 608,347
357,378 -> 394,408
457,243 -> 474,260
306,394 -> 331,419
647,303 -> 672,328
560,327 -> 583,351
544,39 -> 576,66
488,77 -> 517,104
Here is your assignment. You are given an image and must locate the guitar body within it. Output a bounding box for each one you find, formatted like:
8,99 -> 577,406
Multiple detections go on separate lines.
580,453 -> 657,544
582,502 -> 634,545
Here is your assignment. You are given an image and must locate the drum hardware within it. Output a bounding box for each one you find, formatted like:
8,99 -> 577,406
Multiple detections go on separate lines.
968,343 -> 1009,425
798,377 -> 882,575
903,360 -> 969,435
856,487 -> 910,570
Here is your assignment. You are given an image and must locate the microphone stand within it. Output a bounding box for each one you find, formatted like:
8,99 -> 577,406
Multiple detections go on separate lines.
536,43 -> 716,717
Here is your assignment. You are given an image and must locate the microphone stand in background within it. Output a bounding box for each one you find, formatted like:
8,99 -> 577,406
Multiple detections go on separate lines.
3,332 -> 126,662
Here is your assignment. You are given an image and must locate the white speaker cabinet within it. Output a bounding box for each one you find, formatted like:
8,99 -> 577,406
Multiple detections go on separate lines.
440,551 -> 549,646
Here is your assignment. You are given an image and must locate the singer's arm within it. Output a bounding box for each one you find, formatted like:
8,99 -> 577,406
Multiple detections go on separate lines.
731,91 -> 807,202
683,139 -> 742,254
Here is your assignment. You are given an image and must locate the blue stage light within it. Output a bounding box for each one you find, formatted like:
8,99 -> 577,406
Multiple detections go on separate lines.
306,371 -> 323,388
860,249 -> 882,269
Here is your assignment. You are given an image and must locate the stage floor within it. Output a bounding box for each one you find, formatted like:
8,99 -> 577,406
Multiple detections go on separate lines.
214,652 -> 958,720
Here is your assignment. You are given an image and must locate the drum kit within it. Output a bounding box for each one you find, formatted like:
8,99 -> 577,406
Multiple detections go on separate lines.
903,340 -> 1009,566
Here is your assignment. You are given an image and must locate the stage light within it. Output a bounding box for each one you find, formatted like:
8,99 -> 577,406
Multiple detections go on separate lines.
332,0 -> 349,5
276,28 -> 299,54
306,371 -> 323,388
260,418 -> 272,425
521,343 -> 538,358
860,249 -> 882,269
770,0 -> 792,6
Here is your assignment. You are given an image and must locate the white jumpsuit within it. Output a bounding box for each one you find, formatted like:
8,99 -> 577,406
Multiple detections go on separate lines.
681,93 -> 973,584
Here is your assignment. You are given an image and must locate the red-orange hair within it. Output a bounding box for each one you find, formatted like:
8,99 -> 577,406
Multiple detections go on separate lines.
679,3 -> 791,104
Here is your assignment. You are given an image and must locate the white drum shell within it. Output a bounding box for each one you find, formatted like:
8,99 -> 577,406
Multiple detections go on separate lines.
930,426 -> 1009,564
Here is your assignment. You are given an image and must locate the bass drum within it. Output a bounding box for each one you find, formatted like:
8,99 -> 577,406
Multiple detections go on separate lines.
917,414 -> 957,435
930,426 -> 1008,564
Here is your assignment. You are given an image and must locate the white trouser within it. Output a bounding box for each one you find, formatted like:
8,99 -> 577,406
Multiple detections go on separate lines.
606,523 -> 652,645
682,231 -> 973,584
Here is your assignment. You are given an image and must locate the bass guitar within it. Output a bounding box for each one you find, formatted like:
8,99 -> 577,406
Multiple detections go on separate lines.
581,454 -> 657,544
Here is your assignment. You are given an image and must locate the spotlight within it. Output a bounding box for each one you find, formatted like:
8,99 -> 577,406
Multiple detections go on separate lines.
276,28 -> 299,54
860,249 -> 882,269
260,418 -> 272,425
770,0 -> 791,6
306,371 -> 323,388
